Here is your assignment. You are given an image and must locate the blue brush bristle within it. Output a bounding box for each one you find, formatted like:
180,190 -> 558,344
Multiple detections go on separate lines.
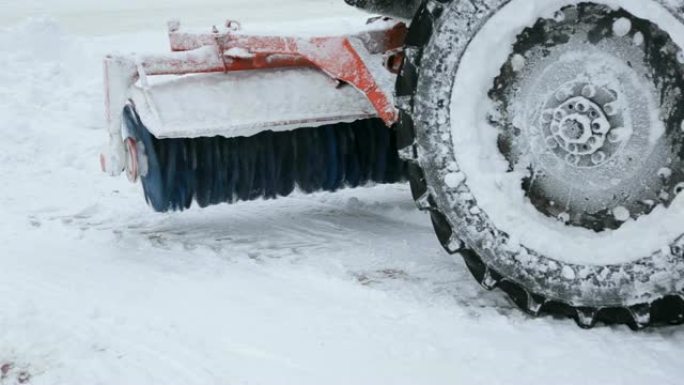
123,105 -> 407,212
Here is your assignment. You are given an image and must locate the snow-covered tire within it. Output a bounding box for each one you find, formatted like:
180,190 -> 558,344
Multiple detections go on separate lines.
396,0 -> 684,329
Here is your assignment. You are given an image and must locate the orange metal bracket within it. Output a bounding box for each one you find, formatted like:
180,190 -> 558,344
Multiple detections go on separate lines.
158,18 -> 405,125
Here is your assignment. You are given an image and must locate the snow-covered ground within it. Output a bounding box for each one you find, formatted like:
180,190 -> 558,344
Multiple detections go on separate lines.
1,1 -> 684,384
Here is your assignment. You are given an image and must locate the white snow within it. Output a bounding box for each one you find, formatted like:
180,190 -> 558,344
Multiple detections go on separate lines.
511,54 -> 526,72
612,17 -> 632,37
1,1 -> 684,384
633,31 -> 644,45
224,47 -> 254,59
444,172 -> 466,188
133,69 -> 376,139
561,265 -> 576,280
0,0 -> 365,36
612,206 -> 631,222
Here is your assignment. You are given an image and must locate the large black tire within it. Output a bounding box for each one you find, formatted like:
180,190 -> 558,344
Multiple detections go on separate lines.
396,0 -> 684,329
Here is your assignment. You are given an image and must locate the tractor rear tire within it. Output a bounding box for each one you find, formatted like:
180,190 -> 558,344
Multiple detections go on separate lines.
396,0 -> 684,329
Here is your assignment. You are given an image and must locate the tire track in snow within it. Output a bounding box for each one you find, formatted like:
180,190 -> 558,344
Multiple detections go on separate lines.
44,184 -> 515,316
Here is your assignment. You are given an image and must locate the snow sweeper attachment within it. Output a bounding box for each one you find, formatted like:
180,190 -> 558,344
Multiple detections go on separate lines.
100,17 -> 408,211
102,0 -> 684,330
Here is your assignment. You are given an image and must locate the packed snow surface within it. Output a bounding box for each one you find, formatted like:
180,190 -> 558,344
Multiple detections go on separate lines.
1,1 -> 684,384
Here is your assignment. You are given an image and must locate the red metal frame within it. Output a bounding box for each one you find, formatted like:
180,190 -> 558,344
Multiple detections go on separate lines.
124,18 -> 405,124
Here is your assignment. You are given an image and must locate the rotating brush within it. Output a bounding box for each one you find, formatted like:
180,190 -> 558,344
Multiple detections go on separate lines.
122,105 -> 407,212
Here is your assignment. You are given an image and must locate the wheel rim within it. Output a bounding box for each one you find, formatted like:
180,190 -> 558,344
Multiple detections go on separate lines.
449,0 -> 684,267
489,3 -> 684,232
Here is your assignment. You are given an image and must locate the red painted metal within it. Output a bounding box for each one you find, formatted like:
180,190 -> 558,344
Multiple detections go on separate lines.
102,18 -> 406,176
139,19 -> 406,125
124,137 -> 139,183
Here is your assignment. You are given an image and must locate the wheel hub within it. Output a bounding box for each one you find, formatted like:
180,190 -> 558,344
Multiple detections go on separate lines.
541,86 -> 622,168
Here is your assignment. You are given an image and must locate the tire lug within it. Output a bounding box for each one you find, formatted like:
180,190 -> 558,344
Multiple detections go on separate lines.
415,190 -> 433,211
402,46 -> 421,65
480,267 -> 500,290
397,144 -> 418,162
444,233 -> 463,253
575,307 -> 598,329
526,292 -> 545,316
627,304 -> 651,329
395,95 -> 414,112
